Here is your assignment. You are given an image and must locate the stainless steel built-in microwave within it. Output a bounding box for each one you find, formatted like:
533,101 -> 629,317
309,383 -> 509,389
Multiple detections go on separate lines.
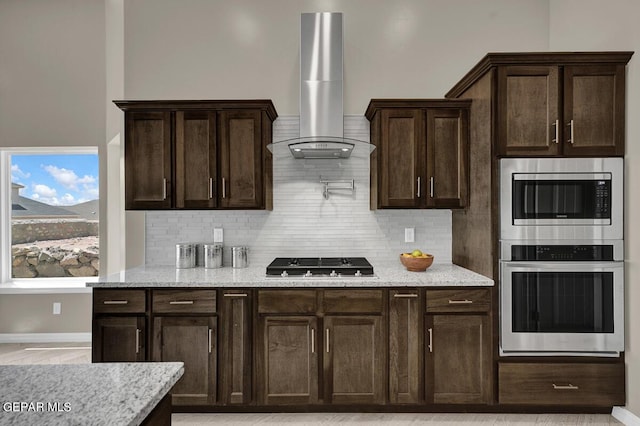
500,158 -> 623,240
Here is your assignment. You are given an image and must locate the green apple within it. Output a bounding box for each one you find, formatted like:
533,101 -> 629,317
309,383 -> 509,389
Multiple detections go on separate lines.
411,249 -> 423,257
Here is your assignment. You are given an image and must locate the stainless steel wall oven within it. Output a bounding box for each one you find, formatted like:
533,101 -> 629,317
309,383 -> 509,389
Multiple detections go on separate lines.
499,158 -> 624,356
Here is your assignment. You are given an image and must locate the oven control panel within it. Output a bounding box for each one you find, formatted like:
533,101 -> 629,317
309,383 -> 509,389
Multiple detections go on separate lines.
511,245 -> 614,261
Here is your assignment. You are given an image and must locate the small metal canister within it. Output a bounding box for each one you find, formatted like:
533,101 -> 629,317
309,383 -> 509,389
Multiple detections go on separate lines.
231,246 -> 248,268
195,243 -> 205,267
204,243 -> 223,269
176,243 -> 196,269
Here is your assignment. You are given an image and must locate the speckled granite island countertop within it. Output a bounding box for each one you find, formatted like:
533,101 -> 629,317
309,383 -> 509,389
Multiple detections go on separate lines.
0,362 -> 183,426
87,263 -> 493,288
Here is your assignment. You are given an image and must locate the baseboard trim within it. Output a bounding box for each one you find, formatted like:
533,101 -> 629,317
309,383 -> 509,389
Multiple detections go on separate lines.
0,333 -> 91,343
613,406 -> 640,426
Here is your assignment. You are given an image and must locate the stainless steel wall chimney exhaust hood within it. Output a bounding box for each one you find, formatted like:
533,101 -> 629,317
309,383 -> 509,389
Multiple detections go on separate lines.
268,12 -> 374,159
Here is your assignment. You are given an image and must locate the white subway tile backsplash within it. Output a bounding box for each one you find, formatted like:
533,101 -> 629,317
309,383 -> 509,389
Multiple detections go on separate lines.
145,116 -> 452,267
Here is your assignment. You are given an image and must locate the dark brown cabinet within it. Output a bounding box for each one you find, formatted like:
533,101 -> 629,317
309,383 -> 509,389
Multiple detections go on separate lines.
115,100 -> 277,210
424,289 -> 492,404
124,111 -> 172,209
219,290 -> 253,405
152,316 -> 217,406
497,62 -> 626,156
92,316 -> 145,362
499,362 -> 624,406
92,289 -> 147,363
257,316 -> 319,405
389,289 -> 423,404
366,100 -> 470,209
175,111 -> 217,208
324,315 -> 385,405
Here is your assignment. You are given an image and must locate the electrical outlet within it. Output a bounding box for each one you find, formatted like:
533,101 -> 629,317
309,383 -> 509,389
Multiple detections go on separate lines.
53,302 -> 61,315
213,228 -> 223,243
404,227 -> 415,243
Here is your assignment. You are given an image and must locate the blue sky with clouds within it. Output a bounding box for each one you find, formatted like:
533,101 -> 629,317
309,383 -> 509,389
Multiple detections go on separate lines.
11,154 -> 99,206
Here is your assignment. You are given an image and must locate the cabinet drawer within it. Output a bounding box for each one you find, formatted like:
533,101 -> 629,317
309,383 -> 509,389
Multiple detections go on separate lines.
426,288 -> 490,313
93,289 -> 146,314
499,362 -> 624,406
322,290 -> 383,313
152,290 -> 216,313
258,290 -> 317,314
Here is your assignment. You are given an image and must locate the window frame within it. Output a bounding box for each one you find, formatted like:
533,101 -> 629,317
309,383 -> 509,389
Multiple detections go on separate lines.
0,147 -> 99,291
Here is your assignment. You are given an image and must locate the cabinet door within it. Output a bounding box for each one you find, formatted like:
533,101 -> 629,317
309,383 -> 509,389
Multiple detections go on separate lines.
124,111 -> 172,209
220,291 -> 253,404
379,109 -> 424,208
92,316 -> 145,362
257,316 -> 318,405
219,110 -> 263,208
563,64 -> 625,156
324,316 -> 385,404
426,108 -> 469,208
175,111 -> 217,208
497,66 -> 560,156
425,314 -> 491,404
389,290 -> 423,404
153,316 -> 217,406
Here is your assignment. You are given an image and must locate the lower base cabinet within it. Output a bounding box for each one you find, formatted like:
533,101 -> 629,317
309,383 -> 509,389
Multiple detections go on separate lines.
93,316 -> 145,362
499,362 -> 625,406
426,314 -> 492,404
257,316 -> 319,405
324,315 -> 385,405
152,316 -> 217,406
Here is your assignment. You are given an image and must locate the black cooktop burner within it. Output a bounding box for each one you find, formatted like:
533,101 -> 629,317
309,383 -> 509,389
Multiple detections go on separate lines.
266,257 -> 374,277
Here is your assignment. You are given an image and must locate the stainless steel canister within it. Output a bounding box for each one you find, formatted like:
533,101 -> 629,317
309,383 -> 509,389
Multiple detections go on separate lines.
204,243 -> 223,269
175,243 -> 196,269
231,246 -> 248,268
195,243 -> 205,267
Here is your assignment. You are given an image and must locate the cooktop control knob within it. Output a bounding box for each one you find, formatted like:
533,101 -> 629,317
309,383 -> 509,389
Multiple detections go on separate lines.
354,270 -> 362,277
330,270 -> 338,277
304,270 -> 313,277
280,271 -> 289,278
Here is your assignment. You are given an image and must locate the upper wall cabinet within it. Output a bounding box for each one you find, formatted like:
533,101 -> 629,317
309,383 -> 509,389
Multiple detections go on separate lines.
115,100 -> 277,210
365,100 -> 470,210
447,52 -> 632,157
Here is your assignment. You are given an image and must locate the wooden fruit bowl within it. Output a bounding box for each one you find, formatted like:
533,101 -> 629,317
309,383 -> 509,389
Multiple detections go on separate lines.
400,253 -> 434,272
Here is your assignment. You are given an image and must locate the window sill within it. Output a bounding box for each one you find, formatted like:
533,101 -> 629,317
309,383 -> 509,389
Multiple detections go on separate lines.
0,278 -> 95,294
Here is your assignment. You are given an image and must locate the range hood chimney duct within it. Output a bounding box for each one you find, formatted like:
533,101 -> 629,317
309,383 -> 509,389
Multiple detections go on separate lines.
274,12 -> 373,159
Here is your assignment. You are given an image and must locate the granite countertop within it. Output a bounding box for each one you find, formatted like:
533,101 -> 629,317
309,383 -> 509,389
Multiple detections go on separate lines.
0,362 -> 183,426
88,263 -> 493,288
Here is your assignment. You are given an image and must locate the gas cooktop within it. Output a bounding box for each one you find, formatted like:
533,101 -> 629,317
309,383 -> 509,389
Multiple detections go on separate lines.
266,257 -> 374,278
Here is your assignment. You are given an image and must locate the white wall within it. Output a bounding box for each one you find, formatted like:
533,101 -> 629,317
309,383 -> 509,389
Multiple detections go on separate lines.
123,0 -> 549,113
550,0 -> 640,416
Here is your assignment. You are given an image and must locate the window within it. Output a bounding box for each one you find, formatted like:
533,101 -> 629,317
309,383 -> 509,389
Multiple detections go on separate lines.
1,148 -> 99,285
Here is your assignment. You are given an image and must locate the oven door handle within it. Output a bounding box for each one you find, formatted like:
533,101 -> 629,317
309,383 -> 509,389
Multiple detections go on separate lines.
501,261 -> 624,270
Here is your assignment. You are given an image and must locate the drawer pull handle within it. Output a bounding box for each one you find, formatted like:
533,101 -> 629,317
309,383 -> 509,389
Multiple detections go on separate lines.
394,293 -> 418,298
103,300 -> 128,305
223,293 -> 248,297
553,384 -> 579,390
169,300 -> 194,305
449,299 -> 473,304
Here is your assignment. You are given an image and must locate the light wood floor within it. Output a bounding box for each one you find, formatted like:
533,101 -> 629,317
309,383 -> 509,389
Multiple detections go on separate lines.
0,343 -> 621,425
